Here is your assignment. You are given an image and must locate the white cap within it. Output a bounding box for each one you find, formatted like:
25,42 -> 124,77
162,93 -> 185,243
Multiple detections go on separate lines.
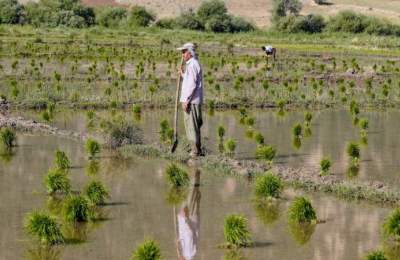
177,42 -> 196,51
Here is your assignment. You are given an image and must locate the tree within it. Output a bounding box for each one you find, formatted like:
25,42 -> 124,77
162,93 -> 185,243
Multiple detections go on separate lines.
197,0 -> 227,23
128,5 -> 155,27
0,0 -> 24,24
96,7 -> 127,27
272,0 -> 302,21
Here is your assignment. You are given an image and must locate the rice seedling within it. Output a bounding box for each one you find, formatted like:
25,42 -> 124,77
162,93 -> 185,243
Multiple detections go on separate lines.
44,168 -> 71,195
364,250 -> 387,260
165,163 -> 189,188
223,214 -> 252,248
347,164 -> 360,178
83,180 -> 109,205
255,145 -> 276,164
159,119 -> 173,143
165,187 -> 188,206
245,117 -> 255,127
254,132 -> 264,145
85,139 -> 101,159
224,139 -> 237,154
304,126 -> 312,137
292,123 -> 302,137
288,197 -> 317,224
24,211 -> 64,244
132,104 -> 141,114
41,110 -> 51,122
54,149 -> 71,170
347,142 -> 360,165
217,125 -> 225,141
245,128 -> 254,139
62,195 -> 92,222
131,239 -> 161,260
85,160 -> 100,176
319,157 -> 331,176
383,208 -> 400,239
0,128 -> 16,149
254,172 -> 283,199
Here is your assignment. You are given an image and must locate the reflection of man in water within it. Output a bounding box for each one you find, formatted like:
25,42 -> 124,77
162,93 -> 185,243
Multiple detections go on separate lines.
176,169 -> 201,260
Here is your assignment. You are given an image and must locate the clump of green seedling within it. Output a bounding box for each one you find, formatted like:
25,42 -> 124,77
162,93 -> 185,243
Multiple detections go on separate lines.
223,214 -> 252,248
62,195 -> 92,222
254,132 -> 264,145
304,112 -> 312,126
217,125 -> 225,141
44,168 -> 71,195
288,197 -> 317,224
359,118 -> 369,137
165,163 -> 189,188
364,250 -> 387,260
347,142 -> 360,166
24,212 -> 64,244
54,149 -> 70,170
254,172 -> 283,199
383,208 -> 400,239
255,145 -> 276,164
83,180 -> 109,205
224,138 -> 237,155
159,119 -> 174,143
0,128 -> 16,149
292,123 -> 302,137
319,157 -> 331,176
85,139 -> 101,159
131,239 -> 161,260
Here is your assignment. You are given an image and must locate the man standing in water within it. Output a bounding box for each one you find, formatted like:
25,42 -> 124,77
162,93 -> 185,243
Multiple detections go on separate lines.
177,43 -> 204,157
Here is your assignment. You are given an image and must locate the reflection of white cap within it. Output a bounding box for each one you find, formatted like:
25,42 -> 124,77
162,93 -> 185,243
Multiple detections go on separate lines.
177,42 -> 197,57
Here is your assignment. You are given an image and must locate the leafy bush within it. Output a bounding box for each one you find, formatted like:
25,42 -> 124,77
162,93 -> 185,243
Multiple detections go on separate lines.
229,16 -> 255,32
197,0 -> 227,23
0,0 -> 24,24
44,168 -> 71,194
25,212 -> 64,244
154,18 -> 177,29
223,214 -> 252,247
275,14 -> 325,33
327,10 -> 368,33
128,5 -> 155,27
254,172 -> 283,199
83,180 -> 109,205
288,197 -> 317,223
272,0 -> 302,21
132,239 -> 161,260
96,6 -> 127,27
175,11 -> 204,30
165,163 -> 189,187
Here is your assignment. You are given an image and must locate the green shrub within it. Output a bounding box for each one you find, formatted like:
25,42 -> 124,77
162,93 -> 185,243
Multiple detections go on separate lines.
364,250 -> 387,260
327,10 -> 367,33
154,18 -> 177,29
165,163 -> 189,187
383,208 -> 400,238
62,195 -> 91,222
224,138 -> 237,154
25,212 -> 64,244
255,145 -> 276,162
272,0 -> 302,21
128,5 -> 155,27
176,11 -> 204,30
96,6 -> 127,27
83,180 -> 109,205
85,138 -> 101,158
0,128 -> 16,148
223,214 -> 251,247
44,168 -> 70,194
288,197 -> 317,223
254,172 -> 283,199
229,16 -> 255,32
0,0 -> 24,24
54,149 -> 70,170
197,0 -> 227,23
132,239 -> 161,260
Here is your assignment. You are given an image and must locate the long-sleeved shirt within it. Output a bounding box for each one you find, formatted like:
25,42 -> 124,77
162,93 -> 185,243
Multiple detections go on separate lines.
180,57 -> 203,105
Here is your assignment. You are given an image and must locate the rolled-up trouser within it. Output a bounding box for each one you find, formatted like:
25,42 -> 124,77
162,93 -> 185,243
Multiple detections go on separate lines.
183,104 -> 203,149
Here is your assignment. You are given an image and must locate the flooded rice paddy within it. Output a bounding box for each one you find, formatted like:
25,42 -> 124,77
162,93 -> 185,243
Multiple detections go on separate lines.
2,108 -> 400,259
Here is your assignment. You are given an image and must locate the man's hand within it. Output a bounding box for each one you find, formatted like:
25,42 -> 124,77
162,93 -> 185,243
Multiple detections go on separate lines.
182,102 -> 190,113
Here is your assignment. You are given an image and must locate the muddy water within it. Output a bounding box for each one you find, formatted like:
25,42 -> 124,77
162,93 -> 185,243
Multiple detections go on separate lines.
0,134 -> 391,259
12,108 -> 400,186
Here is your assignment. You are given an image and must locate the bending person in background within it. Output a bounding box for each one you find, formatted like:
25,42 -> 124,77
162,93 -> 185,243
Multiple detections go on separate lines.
176,169 -> 201,260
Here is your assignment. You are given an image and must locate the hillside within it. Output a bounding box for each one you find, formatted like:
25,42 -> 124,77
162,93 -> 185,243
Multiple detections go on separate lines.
78,0 -> 400,27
